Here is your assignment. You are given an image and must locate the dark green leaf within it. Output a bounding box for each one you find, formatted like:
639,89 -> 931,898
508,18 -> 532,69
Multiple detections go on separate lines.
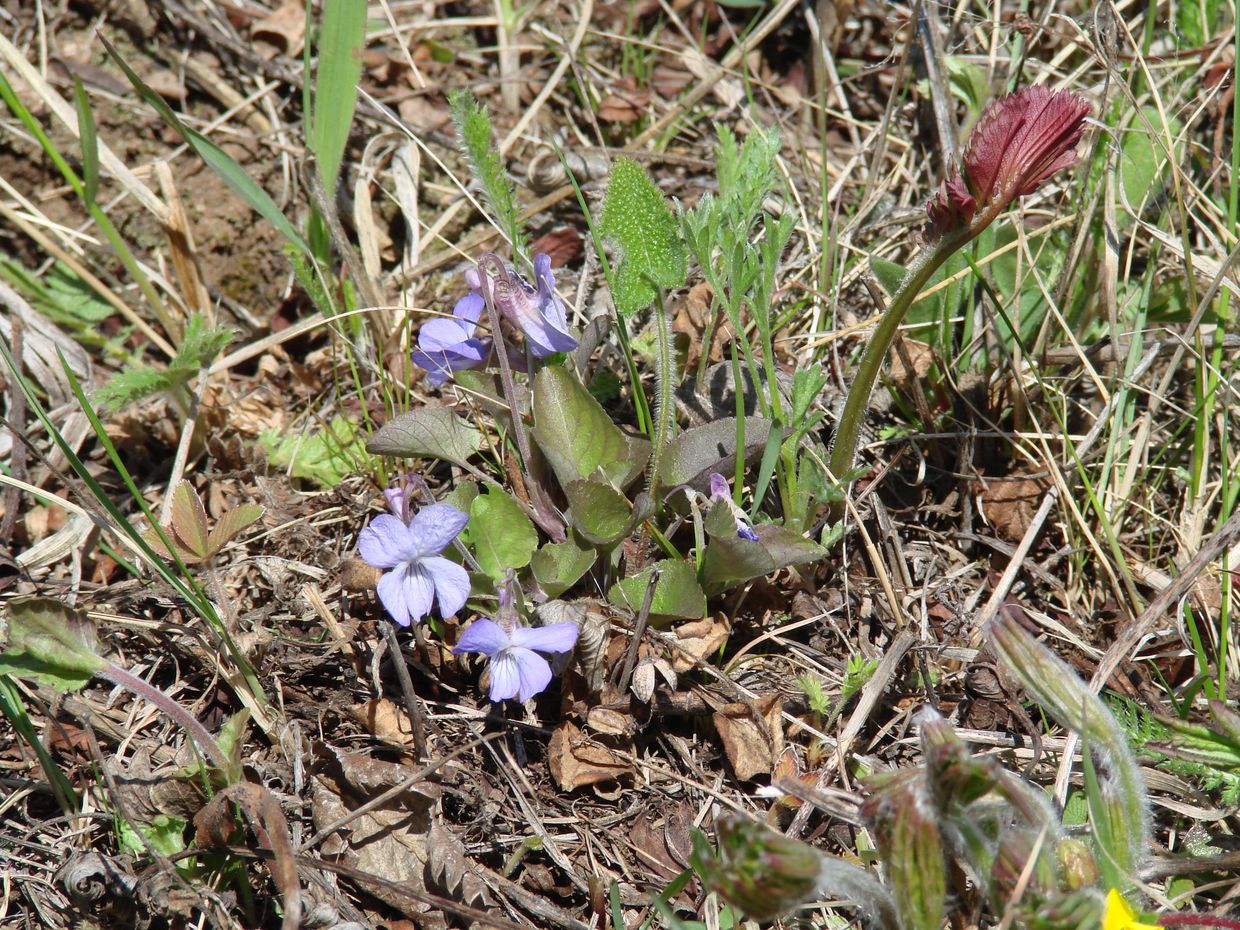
700,507 -> 826,595
565,479 -> 633,545
660,416 -> 775,493
72,78 -> 99,204
366,406 -> 483,466
531,366 -> 631,488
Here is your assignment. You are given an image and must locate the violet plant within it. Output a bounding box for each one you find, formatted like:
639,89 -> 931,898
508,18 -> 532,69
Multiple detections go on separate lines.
689,620 -> 1240,930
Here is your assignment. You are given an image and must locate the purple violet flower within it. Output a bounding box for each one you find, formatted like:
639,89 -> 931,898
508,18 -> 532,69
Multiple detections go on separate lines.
709,473 -> 760,542
411,268 -> 492,385
483,252 -> 578,358
453,618 -> 579,702
358,502 -> 471,626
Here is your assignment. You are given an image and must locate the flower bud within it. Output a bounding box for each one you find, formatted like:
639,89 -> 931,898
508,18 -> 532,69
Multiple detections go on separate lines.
689,817 -> 823,921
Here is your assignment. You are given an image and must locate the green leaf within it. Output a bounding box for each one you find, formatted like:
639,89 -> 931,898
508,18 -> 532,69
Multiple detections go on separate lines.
660,416 -> 775,493
0,597 -> 105,691
531,366 -> 632,488
599,158 -> 686,317
312,1 -> 366,195
101,37 -> 309,255
170,482 -> 210,560
564,479 -> 633,545
206,504 -> 265,557
469,485 -> 538,580
1120,107 -> 1183,221
95,365 -> 170,414
608,560 -> 706,623
699,509 -> 826,595
260,416 -> 367,488
118,813 -> 188,859
531,538 -> 597,598
366,406 -> 483,466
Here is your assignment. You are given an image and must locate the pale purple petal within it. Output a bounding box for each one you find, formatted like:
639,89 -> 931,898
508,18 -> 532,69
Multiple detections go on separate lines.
407,504 -> 469,557
487,650 -> 522,701
422,556 -> 470,617
376,563 -> 424,626
399,562 -> 437,624
511,647 -> 554,702
510,623 -> 579,655
358,514 -> 416,569
453,617 -> 510,656
419,316 -> 474,351
527,253 -> 578,357
708,473 -> 728,500
384,487 -> 408,520
453,291 -> 485,325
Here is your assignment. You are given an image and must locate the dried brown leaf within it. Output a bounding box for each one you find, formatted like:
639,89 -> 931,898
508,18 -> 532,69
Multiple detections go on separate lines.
713,696 -> 784,781
548,722 -> 634,791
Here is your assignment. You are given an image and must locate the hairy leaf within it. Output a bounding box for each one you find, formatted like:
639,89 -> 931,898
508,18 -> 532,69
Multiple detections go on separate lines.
599,158 -> 685,317
0,596 -> 104,691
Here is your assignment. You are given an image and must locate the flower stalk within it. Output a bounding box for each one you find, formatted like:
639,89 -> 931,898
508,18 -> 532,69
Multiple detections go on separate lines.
827,85 -> 1089,499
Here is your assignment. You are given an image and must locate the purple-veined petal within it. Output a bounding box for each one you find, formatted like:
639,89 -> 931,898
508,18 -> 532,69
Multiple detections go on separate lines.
407,503 -> 469,557
511,647 -> 554,702
708,472 -> 729,500
358,514 -> 416,569
487,649 -> 522,701
399,561 -> 437,623
384,487 -> 409,520
510,622 -> 579,655
453,617 -> 510,656
422,556 -> 470,618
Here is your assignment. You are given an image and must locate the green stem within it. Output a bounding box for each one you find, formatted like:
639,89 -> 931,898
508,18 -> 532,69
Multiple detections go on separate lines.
827,228 -> 971,486
646,287 -> 676,494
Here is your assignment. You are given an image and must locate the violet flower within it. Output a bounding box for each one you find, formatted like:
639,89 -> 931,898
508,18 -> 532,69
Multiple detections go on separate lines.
482,252 -> 578,358
358,501 -> 471,626
709,473 -> 759,541
411,267 -> 492,385
453,618 -> 578,702
926,85 -> 1090,239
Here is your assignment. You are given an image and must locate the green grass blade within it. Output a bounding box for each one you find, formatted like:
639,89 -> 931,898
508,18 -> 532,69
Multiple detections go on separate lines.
100,36 -> 309,256
72,78 -> 99,205
0,674 -> 79,812
311,2 -> 367,195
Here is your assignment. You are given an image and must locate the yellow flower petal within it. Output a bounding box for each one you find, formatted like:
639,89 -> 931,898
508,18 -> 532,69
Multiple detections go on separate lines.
1103,889 -> 1161,930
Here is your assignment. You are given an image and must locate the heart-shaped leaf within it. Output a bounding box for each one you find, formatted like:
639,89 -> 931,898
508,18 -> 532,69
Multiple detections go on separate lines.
468,485 -> 538,580
700,510 -> 826,595
0,596 -> 105,691
531,538 -> 597,598
367,406 -> 482,467
531,366 -> 631,488
608,560 -> 706,623
660,416 -> 775,494
565,479 -> 633,545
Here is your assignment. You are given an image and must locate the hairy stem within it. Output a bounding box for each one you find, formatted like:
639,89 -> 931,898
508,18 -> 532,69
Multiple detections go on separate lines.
827,228 -> 971,487
646,287 -> 676,495
98,662 -> 229,769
